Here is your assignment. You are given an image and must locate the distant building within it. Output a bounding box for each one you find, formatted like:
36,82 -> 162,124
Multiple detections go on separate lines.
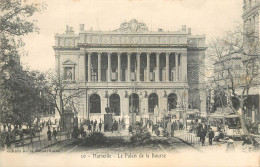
213,0 -> 260,122
242,0 -> 260,122
53,19 -> 207,125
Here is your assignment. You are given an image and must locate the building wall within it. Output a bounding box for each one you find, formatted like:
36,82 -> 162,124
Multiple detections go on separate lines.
53,20 -> 207,122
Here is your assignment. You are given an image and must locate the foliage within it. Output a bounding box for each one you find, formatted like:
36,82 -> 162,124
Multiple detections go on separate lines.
207,25 -> 259,143
0,0 -> 46,125
85,132 -> 107,145
1,68 -> 48,124
130,124 -> 151,145
43,70 -> 85,117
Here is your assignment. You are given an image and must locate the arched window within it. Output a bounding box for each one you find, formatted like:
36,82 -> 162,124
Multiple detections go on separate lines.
148,93 -> 158,113
109,94 -> 120,116
90,94 -> 101,113
129,93 -> 139,114
168,93 -> 177,110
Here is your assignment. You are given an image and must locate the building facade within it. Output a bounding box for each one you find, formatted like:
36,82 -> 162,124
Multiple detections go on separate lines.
243,0 -> 260,122
212,1 -> 260,123
53,19 -> 206,125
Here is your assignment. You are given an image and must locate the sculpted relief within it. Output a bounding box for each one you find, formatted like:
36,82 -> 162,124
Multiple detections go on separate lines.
113,19 -> 149,33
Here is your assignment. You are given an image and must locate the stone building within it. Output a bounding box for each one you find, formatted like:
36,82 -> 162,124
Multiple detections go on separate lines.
212,1 -> 260,123
242,0 -> 260,122
53,19 -> 206,125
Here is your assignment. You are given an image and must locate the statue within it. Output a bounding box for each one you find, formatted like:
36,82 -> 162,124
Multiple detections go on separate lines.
66,70 -> 72,80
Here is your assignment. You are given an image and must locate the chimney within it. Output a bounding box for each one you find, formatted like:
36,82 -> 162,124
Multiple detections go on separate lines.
181,25 -> 186,32
188,28 -> 191,35
80,24 -> 85,31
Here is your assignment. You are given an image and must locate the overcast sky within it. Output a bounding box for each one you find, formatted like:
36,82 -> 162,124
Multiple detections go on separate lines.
21,0 -> 243,71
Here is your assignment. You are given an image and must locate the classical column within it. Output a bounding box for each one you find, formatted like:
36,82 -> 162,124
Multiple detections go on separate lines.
98,53 -> 101,82
127,52 -> 131,81
79,50 -> 86,82
118,52 -> 121,82
146,53 -> 150,82
166,52 -> 169,82
156,52 -> 160,82
136,52 -> 140,82
88,52 -> 91,82
107,52 -> 111,82
181,52 -> 188,81
175,53 -> 179,81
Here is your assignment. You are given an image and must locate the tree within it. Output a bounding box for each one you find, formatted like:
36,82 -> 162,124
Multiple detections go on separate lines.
2,68 -> 46,125
43,70 -> 84,121
0,0 -> 45,126
208,25 -> 259,143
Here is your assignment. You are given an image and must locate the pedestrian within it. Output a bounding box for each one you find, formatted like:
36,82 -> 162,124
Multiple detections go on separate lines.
171,122 -> 175,137
208,128 -> 214,146
93,120 -> 97,132
112,122 -> 115,133
128,124 -> 133,134
88,123 -> 92,132
53,128 -> 57,142
115,121 -> 118,131
201,128 -> 206,146
99,122 -> 102,132
72,126 -> 79,139
47,129 -> 52,141
8,124 -> 11,132
80,125 -> 84,137
3,124 -> 6,132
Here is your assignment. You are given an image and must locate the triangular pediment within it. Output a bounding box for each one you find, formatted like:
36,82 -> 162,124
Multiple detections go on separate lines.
63,59 -> 76,65
113,19 -> 149,33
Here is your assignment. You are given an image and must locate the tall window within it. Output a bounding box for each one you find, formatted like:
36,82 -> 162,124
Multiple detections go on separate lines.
129,93 -> 139,114
168,93 -> 177,110
109,94 -> 120,116
90,94 -> 101,113
148,93 -> 158,113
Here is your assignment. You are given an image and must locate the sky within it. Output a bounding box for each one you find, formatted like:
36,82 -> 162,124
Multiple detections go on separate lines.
21,0 -> 243,72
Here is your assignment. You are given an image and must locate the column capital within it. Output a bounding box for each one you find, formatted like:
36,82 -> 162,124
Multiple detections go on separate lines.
156,52 -> 160,56
117,52 -> 122,55
107,52 -> 112,56
165,52 -> 170,55
136,52 -> 141,56
97,52 -> 102,56
180,52 -> 188,55
86,52 -> 92,55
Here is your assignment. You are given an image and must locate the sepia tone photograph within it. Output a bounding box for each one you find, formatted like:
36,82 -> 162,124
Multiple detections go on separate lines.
0,0 -> 260,166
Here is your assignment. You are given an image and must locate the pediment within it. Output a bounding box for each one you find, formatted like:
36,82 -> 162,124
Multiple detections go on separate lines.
63,59 -> 76,65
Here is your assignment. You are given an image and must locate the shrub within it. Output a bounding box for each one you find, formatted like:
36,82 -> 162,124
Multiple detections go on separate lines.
130,124 -> 151,145
86,132 -> 107,145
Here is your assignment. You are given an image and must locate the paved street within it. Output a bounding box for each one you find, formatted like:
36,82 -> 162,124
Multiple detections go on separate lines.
4,127 -> 259,154
35,129 -> 202,154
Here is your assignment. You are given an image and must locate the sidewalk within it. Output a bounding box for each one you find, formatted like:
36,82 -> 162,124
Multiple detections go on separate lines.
174,130 -> 253,153
174,130 -> 227,152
